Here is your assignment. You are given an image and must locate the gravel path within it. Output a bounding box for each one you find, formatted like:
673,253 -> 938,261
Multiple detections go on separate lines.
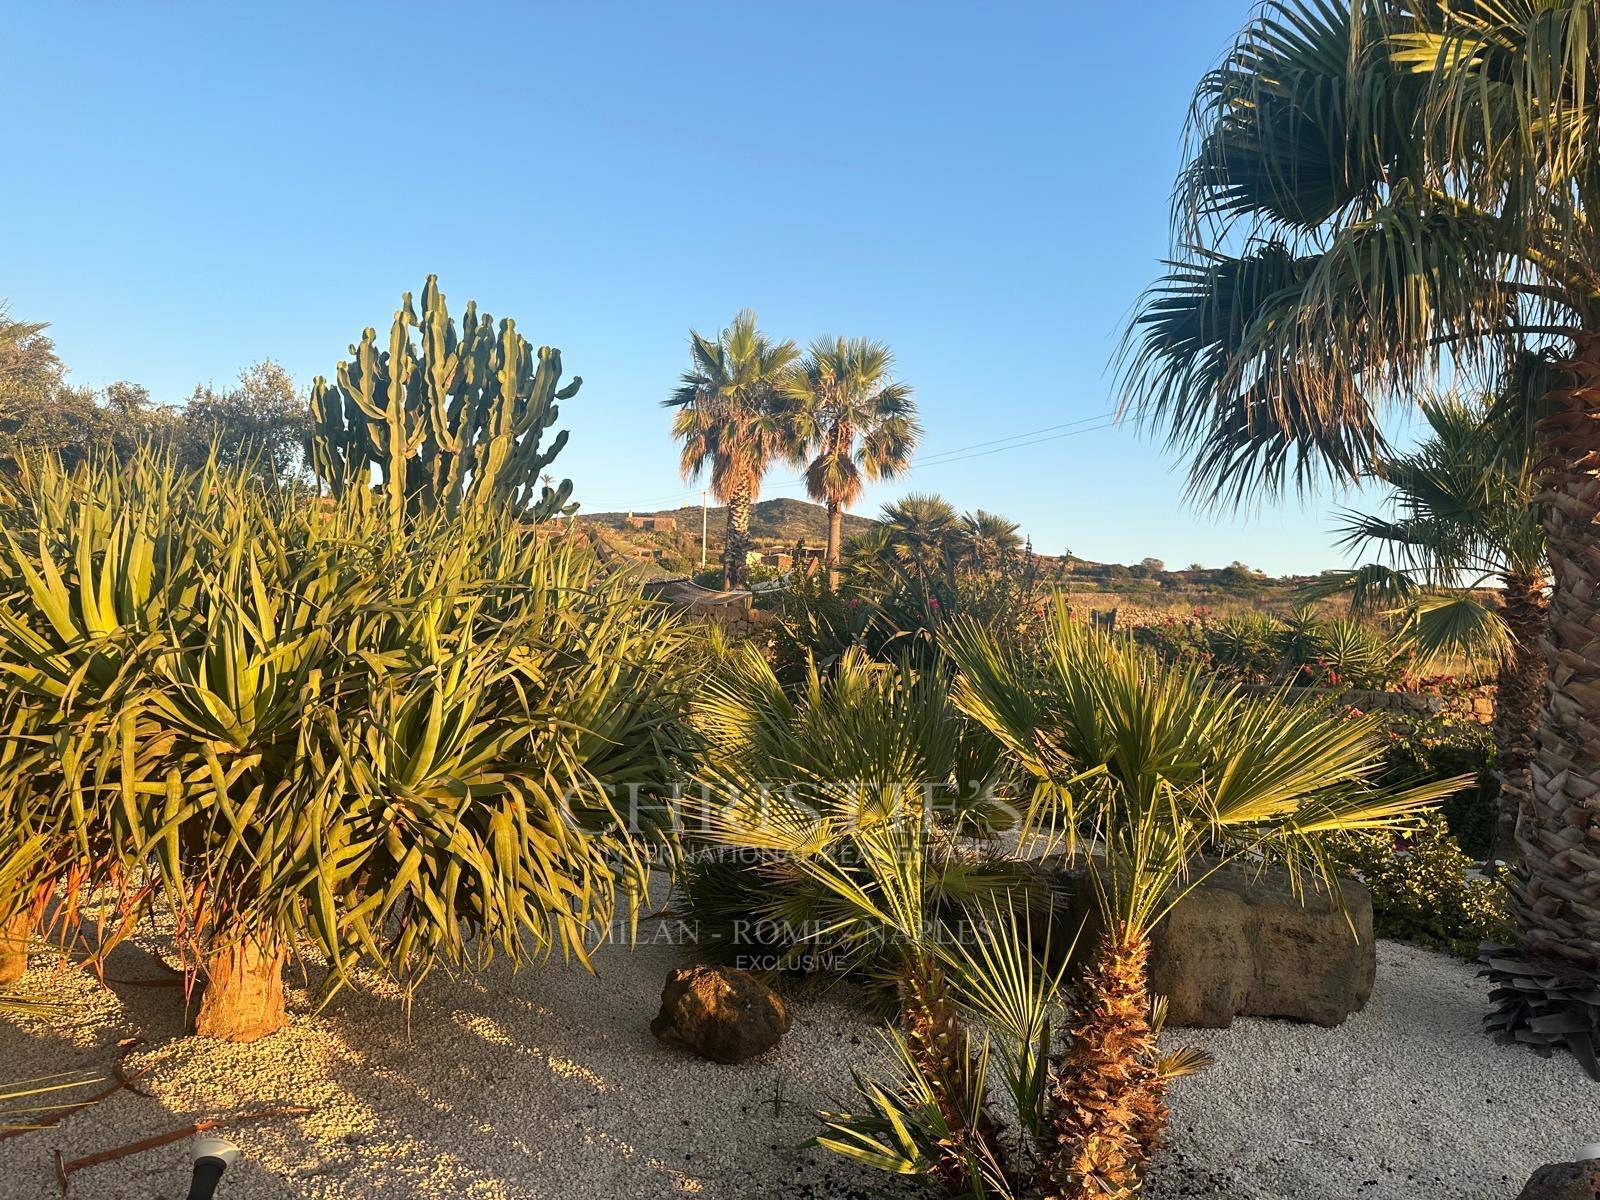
0,936 -> 1591,1199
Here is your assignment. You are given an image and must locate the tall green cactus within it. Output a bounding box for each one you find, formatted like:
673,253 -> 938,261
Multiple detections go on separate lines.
309,277 -> 578,529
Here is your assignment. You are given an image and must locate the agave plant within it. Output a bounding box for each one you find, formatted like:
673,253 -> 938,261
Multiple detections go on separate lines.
938,604 -> 1461,1199
0,452 -> 692,1040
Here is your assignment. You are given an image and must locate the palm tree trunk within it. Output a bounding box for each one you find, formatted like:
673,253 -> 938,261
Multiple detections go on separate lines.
1490,572 -> 1548,866
722,485 -> 752,589
825,500 -> 843,589
193,932 -> 288,1042
0,912 -> 33,986
1039,926 -> 1166,1200
1484,334 -> 1600,1079
897,953 -> 1009,1193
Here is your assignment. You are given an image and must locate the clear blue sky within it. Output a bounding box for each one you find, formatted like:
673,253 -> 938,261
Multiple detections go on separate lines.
2,2 -> 1401,575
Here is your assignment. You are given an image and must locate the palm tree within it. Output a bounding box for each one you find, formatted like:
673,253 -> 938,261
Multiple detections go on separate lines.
955,510 -> 1024,576
687,646 -> 1021,1194
933,607 -> 1450,1199
788,337 -> 920,586
1323,395 -> 1545,866
874,493 -> 959,581
1122,0 -> 1600,1075
665,311 -> 799,588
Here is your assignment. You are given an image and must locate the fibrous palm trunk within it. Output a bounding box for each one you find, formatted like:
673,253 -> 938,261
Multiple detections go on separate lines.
193,932 -> 288,1042
897,953 -> 1008,1194
1490,572 -> 1549,866
0,912 -> 33,986
825,500 -> 843,590
723,485 -> 752,589
1483,334 -> 1600,1080
1038,927 -> 1166,1200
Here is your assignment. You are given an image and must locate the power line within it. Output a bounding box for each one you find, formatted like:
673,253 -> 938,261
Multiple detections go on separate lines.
905,418 -> 1118,470
581,411 -> 1120,511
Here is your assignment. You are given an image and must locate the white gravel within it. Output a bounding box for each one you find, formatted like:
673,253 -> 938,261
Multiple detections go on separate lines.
0,934 -> 1592,1200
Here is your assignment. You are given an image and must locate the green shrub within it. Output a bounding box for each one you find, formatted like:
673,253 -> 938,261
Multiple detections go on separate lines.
1324,814 -> 1509,958
1133,606 -> 1415,690
1377,711 -> 1497,859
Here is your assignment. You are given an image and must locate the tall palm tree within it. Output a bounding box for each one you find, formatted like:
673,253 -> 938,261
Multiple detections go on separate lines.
788,337 -> 920,586
1324,395 -> 1546,866
666,311 -> 799,588
1122,0 -> 1600,1076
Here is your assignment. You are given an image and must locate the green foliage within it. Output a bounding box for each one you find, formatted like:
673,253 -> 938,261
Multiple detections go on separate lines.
1323,814 -> 1510,959
679,645 -> 1020,981
309,276 -> 577,529
1377,711 -> 1496,860
1134,606 -> 1416,689
761,495 -> 1061,684
0,452 -> 689,998
948,602 -> 1459,937
181,360 -> 307,479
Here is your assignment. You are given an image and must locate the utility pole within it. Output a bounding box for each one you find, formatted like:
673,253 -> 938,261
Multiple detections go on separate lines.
700,489 -> 709,569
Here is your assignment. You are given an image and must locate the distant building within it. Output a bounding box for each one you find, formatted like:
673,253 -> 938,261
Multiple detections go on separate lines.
625,514 -> 678,532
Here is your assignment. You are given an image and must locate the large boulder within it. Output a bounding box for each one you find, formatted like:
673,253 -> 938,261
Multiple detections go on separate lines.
1043,860 -> 1375,1028
1516,1159 -> 1600,1200
651,964 -> 790,1064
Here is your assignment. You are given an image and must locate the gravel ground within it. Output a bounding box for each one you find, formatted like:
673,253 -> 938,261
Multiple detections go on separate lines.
0,935 -> 1592,1200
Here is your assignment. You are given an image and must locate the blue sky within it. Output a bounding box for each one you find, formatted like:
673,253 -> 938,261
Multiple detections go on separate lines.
2,2 -> 1401,575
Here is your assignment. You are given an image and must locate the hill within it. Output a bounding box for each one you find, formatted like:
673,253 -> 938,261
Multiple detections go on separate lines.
585,497 -> 875,546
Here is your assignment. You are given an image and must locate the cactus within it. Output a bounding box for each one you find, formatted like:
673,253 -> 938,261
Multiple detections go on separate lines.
308,277 -> 578,527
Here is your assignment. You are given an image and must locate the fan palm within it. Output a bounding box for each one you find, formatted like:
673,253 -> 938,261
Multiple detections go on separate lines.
956,510 -> 1025,576
665,311 -> 799,588
945,604 -> 1459,1198
869,493 -> 960,589
1122,0 -> 1600,1074
1322,395 -> 1546,865
787,338 -> 921,586
681,644 -> 1017,974
685,646 -> 1030,1195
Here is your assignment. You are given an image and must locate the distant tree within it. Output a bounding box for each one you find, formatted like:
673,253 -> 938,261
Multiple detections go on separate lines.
1139,556 -> 1165,574
183,359 -> 306,479
0,303 -> 174,470
666,311 -> 799,588
787,337 -> 920,586
0,306 -> 89,470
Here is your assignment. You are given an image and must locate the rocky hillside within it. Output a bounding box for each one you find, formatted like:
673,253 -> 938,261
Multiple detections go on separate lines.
584,497 -> 874,546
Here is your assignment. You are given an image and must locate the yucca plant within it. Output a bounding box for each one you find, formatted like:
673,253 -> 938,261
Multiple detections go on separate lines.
0,453 -> 692,1040
942,603 -> 1461,1199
